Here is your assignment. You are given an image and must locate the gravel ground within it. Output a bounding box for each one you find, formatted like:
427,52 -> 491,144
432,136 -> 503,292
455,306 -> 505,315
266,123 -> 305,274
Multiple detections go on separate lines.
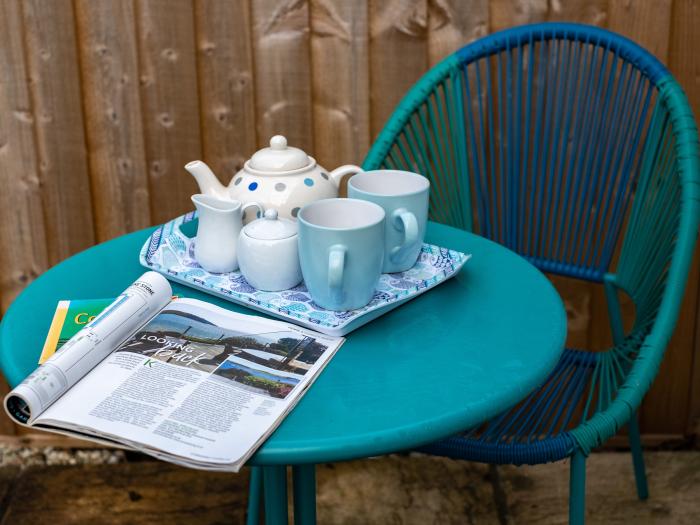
0,444 -> 125,468
0,447 -> 697,523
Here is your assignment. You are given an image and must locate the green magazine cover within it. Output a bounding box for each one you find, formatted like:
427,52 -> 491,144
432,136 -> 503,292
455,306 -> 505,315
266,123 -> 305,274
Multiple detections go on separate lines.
39,298 -> 114,363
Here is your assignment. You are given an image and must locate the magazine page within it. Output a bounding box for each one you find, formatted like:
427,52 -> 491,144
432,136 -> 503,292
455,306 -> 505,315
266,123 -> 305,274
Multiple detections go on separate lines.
4,272 -> 172,425
33,298 -> 344,472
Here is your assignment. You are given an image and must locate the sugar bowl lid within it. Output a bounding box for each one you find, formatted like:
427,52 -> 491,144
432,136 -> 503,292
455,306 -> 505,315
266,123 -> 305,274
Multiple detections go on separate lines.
247,135 -> 311,173
243,209 -> 297,240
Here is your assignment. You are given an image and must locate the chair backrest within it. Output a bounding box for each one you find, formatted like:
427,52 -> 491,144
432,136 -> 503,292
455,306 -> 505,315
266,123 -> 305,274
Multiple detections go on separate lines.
364,24 -> 700,446
363,23 -> 699,289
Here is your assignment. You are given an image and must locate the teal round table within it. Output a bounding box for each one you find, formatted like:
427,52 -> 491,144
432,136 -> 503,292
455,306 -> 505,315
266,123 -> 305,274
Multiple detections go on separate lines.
0,221 -> 566,525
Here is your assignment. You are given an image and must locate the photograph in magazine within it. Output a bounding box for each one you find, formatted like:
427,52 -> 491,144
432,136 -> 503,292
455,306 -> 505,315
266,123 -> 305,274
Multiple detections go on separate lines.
117,302 -> 329,400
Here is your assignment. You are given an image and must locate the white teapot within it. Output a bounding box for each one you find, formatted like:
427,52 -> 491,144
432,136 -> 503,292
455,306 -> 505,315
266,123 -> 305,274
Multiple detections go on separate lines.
185,135 -> 362,222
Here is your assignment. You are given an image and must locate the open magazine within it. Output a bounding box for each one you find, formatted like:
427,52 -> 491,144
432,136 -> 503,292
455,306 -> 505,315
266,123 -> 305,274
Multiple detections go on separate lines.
4,272 -> 344,472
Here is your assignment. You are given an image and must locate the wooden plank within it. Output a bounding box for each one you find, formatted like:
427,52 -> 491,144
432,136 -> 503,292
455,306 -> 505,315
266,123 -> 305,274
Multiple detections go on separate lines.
547,0 -> 610,357
603,433 -> 688,449
659,247 -> 700,434
135,0 -> 202,225
0,0 -> 49,312
548,276 -> 591,350
667,0 -> 700,438
588,1 -> 684,435
22,0 -> 95,265
74,0 -> 150,241
427,0 -> 488,66
606,0 -> 694,435
310,0 -> 370,169
669,0 -> 700,438
489,0 -> 547,32
502,0 -> 607,355
539,0 -> 696,437
690,253 -> 700,436
0,376 -> 15,436
547,0 -> 606,24
607,0 -> 673,62
194,0 -> 257,179
370,0 -> 428,138
251,0 -> 314,152
670,0 -> 700,152
640,206 -> 697,426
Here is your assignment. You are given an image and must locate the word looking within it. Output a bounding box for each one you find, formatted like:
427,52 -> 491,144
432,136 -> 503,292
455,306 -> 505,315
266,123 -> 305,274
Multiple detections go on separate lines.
139,335 -> 206,367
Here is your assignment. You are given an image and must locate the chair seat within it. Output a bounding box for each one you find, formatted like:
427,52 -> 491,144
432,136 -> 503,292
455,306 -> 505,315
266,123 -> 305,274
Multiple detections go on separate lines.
417,348 -> 598,465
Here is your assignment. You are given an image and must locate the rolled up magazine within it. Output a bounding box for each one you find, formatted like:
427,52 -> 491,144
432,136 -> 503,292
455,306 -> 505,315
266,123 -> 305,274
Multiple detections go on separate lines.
4,272 -> 344,472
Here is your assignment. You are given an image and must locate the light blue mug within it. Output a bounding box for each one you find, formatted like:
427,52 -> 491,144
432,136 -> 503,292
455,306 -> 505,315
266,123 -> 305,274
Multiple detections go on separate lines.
297,198 -> 385,311
348,170 -> 430,273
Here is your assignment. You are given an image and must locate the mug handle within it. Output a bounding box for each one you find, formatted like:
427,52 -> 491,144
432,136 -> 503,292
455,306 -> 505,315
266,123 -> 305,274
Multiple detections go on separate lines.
328,244 -> 347,291
390,208 -> 419,262
242,201 -> 264,220
329,165 -> 363,189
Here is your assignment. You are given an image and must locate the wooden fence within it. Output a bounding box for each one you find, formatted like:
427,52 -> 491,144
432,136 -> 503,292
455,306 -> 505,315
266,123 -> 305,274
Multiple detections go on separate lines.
0,0 -> 698,442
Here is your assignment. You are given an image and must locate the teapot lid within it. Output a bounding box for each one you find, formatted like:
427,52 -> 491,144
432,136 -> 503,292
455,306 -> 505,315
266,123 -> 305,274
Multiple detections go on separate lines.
243,209 -> 297,240
248,135 -> 311,173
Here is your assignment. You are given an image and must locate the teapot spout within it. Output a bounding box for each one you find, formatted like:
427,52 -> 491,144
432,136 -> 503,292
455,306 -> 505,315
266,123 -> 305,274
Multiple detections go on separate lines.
185,160 -> 229,200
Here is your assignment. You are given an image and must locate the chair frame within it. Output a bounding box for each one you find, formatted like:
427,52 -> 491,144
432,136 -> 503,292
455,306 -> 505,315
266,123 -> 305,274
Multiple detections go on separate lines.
362,22 -> 700,524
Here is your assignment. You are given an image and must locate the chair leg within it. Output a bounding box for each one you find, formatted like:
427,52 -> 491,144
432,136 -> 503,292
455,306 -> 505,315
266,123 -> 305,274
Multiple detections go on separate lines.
569,450 -> 586,525
628,413 -> 649,500
246,466 -> 263,525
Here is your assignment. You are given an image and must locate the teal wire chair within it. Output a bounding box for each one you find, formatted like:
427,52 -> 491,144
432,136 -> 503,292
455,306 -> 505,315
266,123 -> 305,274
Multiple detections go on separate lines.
361,23 -> 700,524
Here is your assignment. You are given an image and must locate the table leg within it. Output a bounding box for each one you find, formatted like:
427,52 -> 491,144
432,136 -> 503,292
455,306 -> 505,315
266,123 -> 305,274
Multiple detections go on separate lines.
292,464 -> 317,525
246,466 -> 263,525
263,465 -> 288,525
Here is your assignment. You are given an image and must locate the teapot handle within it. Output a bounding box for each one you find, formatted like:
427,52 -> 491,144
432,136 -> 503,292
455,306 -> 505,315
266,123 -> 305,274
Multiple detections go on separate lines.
242,201 -> 264,221
328,165 -> 363,189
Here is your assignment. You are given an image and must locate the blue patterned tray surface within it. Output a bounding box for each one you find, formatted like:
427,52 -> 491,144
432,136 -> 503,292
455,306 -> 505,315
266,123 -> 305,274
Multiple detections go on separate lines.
140,212 -> 470,333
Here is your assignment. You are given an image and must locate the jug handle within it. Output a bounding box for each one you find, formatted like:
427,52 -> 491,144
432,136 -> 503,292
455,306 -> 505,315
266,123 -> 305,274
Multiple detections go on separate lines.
329,165 -> 363,189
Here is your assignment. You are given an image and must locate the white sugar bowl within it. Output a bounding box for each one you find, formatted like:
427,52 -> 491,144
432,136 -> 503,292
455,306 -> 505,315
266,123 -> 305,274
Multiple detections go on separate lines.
237,209 -> 302,292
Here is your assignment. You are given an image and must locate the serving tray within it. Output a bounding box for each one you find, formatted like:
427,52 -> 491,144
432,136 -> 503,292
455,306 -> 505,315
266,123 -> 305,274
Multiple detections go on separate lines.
139,212 -> 470,336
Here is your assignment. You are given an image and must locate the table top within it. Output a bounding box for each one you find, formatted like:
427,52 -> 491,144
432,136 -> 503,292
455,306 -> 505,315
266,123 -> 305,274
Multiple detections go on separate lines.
0,222 -> 566,465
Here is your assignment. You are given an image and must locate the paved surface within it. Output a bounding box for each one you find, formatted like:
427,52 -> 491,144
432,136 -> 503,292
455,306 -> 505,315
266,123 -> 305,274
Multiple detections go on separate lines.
0,449 -> 697,524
